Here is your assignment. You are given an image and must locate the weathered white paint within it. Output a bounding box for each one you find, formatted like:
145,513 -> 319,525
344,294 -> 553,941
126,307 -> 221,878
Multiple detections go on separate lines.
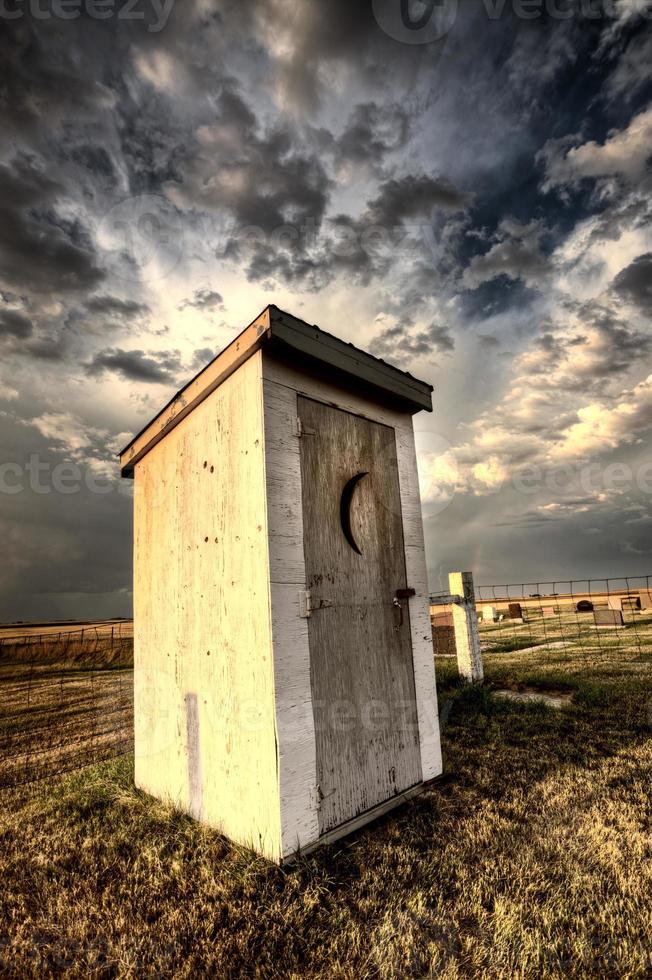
449,571 -> 483,683
262,353 -> 442,841
133,352 -> 282,861
262,377 -> 320,858
130,342 -> 442,864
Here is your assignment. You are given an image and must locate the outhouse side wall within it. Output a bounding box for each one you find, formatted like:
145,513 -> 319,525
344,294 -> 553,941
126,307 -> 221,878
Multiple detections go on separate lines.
262,352 -> 442,860
133,351 -> 282,860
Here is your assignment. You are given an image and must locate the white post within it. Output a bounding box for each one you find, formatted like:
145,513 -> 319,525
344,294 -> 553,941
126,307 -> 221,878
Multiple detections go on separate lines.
449,571 -> 483,683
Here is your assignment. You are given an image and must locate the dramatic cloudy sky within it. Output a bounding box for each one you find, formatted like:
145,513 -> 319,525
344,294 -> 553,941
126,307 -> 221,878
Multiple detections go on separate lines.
1,0 -> 651,619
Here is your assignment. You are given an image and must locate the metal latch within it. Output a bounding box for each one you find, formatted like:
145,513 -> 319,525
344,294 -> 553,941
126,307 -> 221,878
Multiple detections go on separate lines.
393,588 -> 416,630
299,591 -> 334,617
296,417 -> 317,438
395,588 -> 416,600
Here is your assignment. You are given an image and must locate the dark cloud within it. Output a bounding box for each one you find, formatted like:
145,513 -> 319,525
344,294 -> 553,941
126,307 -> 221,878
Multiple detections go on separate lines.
2,0 -> 652,620
85,296 -> 150,318
191,347 -> 215,370
172,85 -> 333,235
463,219 -> 552,290
576,299 -> 651,376
333,103 -> 410,174
0,308 -> 33,339
178,289 -> 224,311
371,320 -> 455,366
611,253 -> 652,311
368,174 -> 471,225
478,334 -> 500,348
225,0 -> 420,113
87,348 -> 182,384
0,19 -> 113,149
0,156 -> 104,295
68,145 -> 118,183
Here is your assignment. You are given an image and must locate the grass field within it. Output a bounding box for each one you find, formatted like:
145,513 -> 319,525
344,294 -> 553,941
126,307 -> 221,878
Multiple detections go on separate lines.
0,627 -> 651,977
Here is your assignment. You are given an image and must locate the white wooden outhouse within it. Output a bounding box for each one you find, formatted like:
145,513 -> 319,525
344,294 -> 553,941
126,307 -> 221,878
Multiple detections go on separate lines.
120,305 -> 442,862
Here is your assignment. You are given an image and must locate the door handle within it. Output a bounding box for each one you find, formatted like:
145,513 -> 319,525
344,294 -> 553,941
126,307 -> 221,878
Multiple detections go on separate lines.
393,596 -> 404,629
393,588 -> 415,630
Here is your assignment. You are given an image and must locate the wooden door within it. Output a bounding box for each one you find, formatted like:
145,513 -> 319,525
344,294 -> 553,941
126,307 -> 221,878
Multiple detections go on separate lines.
298,396 -> 422,834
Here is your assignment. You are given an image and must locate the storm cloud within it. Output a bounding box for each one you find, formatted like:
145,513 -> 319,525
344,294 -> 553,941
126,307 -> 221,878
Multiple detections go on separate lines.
0,1 -> 651,618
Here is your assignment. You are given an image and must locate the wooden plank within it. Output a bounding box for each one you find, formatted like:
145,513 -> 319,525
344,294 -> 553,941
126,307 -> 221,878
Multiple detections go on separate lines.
121,307 -> 432,477
284,781 -> 427,863
263,381 -> 320,854
263,353 -> 409,431
121,309 -> 272,474
299,396 -> 422,834
396,427 -> 443,781
268,307 -> 433,413
263,354 -> 443,814
133,351 -> 282,861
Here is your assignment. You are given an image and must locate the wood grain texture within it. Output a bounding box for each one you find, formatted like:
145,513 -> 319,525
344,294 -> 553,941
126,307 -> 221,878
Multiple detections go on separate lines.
298,396 -> 422,833
262,380 -> 320,857
396,430 -> 443,782
133,352 -> 281,861
263,354 -> 442,790
450,571 -> 484,684
121,309 -> 271,475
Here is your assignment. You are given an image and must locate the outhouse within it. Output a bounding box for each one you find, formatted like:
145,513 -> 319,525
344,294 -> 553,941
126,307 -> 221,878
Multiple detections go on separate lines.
120,305 -> 442,862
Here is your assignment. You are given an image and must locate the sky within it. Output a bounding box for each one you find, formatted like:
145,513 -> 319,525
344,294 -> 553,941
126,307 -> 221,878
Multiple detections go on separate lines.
0,0 -> 651,620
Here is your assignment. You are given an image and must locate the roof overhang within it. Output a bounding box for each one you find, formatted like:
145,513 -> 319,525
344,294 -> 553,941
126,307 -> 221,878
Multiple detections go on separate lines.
119,305 -> 434,477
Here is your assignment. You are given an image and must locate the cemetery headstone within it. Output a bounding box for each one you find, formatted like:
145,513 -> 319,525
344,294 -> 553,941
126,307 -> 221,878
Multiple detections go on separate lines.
593,609 -> 625,628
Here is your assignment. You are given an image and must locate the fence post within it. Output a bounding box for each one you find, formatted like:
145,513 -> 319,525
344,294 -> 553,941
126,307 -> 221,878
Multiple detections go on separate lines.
449,571 -> 483,683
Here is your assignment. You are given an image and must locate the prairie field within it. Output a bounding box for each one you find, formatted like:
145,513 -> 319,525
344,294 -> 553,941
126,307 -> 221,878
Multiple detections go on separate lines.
0,620 -> 651,978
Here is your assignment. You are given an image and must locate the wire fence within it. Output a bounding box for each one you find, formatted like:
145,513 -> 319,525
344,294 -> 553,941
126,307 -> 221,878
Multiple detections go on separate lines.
471,575 -> 652,664
0,622 -> 133,797
3,575 -> 652,798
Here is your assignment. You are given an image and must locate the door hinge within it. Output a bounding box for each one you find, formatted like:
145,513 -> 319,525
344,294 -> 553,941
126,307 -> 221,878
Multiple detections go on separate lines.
298,590 -> 334,617
299,590 -> 312,618
313,784 -> 323,810
296,417 -> 317,438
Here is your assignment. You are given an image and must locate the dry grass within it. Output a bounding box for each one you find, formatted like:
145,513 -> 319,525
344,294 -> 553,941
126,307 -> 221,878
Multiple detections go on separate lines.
0,638 -> 133,791
0,633 -> 651,977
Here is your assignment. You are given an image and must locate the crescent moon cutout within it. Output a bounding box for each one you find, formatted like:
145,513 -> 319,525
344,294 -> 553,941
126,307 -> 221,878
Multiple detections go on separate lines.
340,472 -> 368,555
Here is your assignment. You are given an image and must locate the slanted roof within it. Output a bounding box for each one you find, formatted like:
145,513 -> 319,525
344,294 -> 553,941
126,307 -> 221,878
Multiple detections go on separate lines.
119,304 -> 434,476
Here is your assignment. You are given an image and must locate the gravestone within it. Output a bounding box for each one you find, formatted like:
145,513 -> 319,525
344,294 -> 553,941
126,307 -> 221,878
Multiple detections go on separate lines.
481,606 -> 497,622
542,606 -> 556,618
576,599 -> 593,613
508,602 -> 523,620
621,596 -> 641,612
593,609 -> 625,628
431,611 -> 455,657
